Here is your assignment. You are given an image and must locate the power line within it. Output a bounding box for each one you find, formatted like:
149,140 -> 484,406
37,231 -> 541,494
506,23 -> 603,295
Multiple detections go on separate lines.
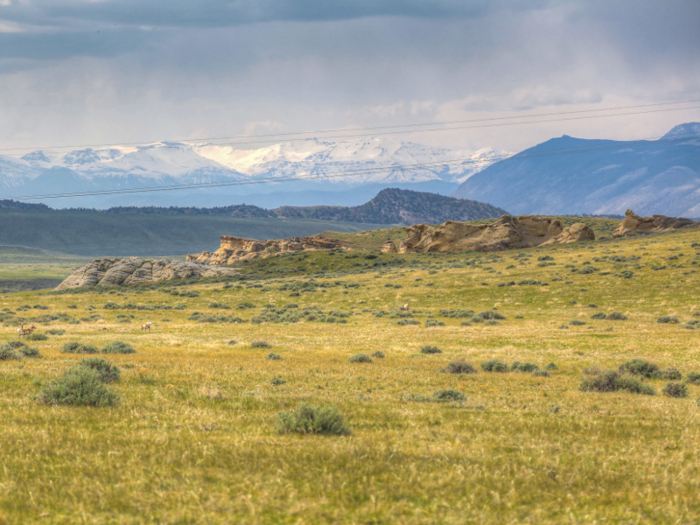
1,99 -> 699,154
12,129 -> 700,201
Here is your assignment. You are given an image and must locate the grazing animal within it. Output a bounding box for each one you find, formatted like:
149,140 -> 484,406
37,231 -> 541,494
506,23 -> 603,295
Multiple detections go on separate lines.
141,322 -> 152,332
17,324 -> 35,338
400,301 -> 411,312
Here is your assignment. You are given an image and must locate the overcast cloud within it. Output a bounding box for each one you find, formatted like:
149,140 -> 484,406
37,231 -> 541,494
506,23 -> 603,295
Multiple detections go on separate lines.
0,0 -> 698,153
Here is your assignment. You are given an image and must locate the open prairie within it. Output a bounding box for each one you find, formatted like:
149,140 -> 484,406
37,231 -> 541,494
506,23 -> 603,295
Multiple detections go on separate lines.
1,220 -> 700,524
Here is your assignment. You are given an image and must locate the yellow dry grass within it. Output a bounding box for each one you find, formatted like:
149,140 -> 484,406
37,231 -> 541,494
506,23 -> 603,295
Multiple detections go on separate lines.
1,226 -> 700,523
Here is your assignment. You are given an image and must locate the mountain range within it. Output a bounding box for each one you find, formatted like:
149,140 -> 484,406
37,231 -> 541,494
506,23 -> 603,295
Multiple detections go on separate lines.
452,123 -> 700,217
1,137 -> 503,209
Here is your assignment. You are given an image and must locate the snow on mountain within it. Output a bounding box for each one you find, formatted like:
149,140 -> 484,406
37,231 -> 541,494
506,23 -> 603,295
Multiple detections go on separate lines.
195,137 -> 503,184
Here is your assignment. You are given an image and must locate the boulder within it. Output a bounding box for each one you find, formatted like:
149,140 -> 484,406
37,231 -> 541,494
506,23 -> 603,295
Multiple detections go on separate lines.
56,258 -> 237,290
380,240 -> 397,253
612,209 -> 695,237
187,234 -> 344,266
541,223 -> 595,245
398,215 -> 572,253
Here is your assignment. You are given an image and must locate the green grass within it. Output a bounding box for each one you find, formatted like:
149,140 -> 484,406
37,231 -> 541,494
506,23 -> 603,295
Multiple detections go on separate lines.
0,221 -> 700,522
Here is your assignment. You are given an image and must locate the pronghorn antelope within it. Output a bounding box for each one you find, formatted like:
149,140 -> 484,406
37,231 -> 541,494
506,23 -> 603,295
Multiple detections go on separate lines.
141,321 -> 152,332
17,324 -> 36,338
399,300 -> 411,312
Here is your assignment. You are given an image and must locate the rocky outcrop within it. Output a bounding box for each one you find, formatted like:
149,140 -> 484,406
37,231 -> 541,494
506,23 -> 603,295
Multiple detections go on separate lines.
380,240 -> 397,253
399,215 -> 594,253
187,235 -> 344,266
612,209 -> 695,237
541,223 -> 596,245
56,257 -> 237,290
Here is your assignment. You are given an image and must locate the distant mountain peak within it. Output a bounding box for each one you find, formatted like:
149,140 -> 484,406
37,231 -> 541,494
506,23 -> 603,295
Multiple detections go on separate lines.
661,122 -> 700,140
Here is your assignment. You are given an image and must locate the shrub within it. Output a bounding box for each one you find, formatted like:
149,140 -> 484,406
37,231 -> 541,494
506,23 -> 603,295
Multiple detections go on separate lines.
478,310 -> 506,320
663,382 -> 688,398
228,340 -> 237,345
72,358 -> 120,382
460,321 -> 472,326
582,366 -> 601,375
26,333 -> 48,341
484,320 -> 501,326
532,369 -> 550,377
619,359 -> 660,378
62,342 -> 98,354
617,376 -> 655,395
38,367 -> 119,407
251,341 -> 271,349
425,319 -> 445,327
46,329 -> 66,336
266,352 -> 283,360
237,302 -> 256,309
657,316 -> 679,324
0,345 -> 22,361
277,404 -> 351,435
580,370 -> 620,392
270,377 -> 286,386
442,361 -> 476,374
570,320 -> 586,326
19,346 -> 42,358
371,351 -> 385,358
349,353 -> 372,363
432,389 -> 466,402
102,341 -> 136,354
420,345 -> 442,354
545,363 -> 558,370
661,368 -> 682,381
608,312 -> 627,320
591,312 -> 607,320
397,319 -> 420,326
512,362 -> 539,373
481,359 -> 508,372
685,371 -> 700,384
103,302 -> 121,310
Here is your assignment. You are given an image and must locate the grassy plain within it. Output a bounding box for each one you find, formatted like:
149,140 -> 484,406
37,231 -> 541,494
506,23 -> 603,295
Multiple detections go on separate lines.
1,222 -> 700,523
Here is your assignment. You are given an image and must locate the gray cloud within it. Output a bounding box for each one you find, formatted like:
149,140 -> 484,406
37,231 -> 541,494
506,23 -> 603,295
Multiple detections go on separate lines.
0,0 -> 698,154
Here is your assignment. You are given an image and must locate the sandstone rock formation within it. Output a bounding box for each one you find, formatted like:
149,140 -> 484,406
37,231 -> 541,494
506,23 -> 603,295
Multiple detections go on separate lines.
56,257 -> 237,290
187,235 -> 344,266
380,240 -> 397,253
612,209 -> 695,237
399,215 -> 594,254
541,222 -> 596,245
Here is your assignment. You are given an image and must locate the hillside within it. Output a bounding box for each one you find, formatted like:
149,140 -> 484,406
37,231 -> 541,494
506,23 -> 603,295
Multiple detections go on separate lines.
103,188 -> 507,225
0,209 -> 388,256
452,122 -> 700,217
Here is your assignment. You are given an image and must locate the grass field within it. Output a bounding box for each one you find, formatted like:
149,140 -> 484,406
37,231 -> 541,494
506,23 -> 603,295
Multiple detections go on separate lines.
1,221 -> 700,523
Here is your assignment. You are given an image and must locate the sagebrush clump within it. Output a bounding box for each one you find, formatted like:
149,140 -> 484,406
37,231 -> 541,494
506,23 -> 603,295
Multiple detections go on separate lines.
277,404 -> 351,435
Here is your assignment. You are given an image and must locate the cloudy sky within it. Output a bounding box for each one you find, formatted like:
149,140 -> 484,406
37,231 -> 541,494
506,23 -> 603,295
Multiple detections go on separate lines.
0,0 -> 699,155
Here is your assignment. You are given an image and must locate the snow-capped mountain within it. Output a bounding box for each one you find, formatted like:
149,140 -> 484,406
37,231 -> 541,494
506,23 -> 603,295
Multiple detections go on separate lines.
0,138 -> 504,208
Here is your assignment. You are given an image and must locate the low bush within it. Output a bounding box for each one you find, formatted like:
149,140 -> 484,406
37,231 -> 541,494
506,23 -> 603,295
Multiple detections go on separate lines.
657,316 -> 680,324
349,353 -> 372,363
397,319 -> 420,326
18,346 -> 42,358
591,312 -> 607,320
608,312 -> 628,320
237,302 -> 256,309
371,351 -> 385,358
277,404 -> 351,435
266,352 -> 283,360
478,310 -> 506,320
228,340 -> 237,345
46,329 -> 66,335
617,376 -> 655,395
481,359 -> 508,372
0,345 -> 22,361
581,370 -> 655,395
270,377 -> 286,386
545,363 -> 558,370
25,333 -> 48,341
484,320 -> 501,326
432,389 -> 466,402
251,341 -> 271,349
61,342 -> 98,354
442,361 -> 476,374
532,369 -> 550,377
425,319 -> 445,327
619,359 -> 660,378
663,382 -> 688,398
570,320 -> 586,326
102,341 -> 136,354
661,368 -> 682,381
71,358 -> 120,382
685,371 -> 700,384
38,367 -> 119,407
420,345 -> 442,354
512,362 -> 539,373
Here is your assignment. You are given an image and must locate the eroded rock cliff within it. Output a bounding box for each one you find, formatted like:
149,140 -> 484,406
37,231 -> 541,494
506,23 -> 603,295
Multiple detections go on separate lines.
56,257 -> 237,290
612,209 -> 695,237
398,215 -> 595,253
186,235 -> 344,266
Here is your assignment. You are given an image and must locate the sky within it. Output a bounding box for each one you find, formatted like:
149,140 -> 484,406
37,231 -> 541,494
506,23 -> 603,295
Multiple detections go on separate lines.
0,0 -> 699,155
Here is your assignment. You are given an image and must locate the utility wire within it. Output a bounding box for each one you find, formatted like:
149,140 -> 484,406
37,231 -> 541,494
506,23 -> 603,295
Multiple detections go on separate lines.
0,99 -> 699,153
12,130 -> 700,201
